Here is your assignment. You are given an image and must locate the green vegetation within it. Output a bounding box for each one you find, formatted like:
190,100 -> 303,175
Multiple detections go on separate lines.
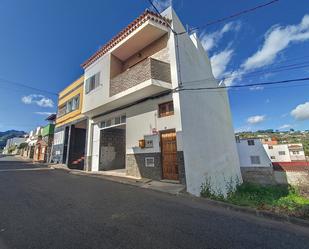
201,183 -> 309,219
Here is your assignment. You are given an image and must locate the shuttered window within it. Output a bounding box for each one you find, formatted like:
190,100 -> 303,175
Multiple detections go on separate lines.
86,72 -> 101,94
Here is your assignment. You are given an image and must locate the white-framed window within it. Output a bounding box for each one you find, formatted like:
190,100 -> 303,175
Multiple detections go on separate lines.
99,115 -> 126,129
293,151 -> 300,155
250,156 -> 261,164
85,72 -> 100,94
271,156 -> 275,159
53,131 -> 64,145
268,145 -> 273,149
57,95 -> 80,117
145,157 -> 155,167
247,140 -> 255,146
278,151 -> 286,155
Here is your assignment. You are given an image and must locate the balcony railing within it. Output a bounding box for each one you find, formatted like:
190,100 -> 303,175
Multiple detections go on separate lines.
110,58 -> 171,96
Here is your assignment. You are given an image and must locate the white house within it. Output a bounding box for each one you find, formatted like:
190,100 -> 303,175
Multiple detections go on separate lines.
263,143 -> 306,162
81,8 -> 242,196
236,138 -> 272,168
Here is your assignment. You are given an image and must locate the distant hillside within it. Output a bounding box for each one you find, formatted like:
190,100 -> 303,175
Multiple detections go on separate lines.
0,130 -> 26,148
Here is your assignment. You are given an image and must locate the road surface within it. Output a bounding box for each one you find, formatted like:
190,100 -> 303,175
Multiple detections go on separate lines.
0,155 -> 308,249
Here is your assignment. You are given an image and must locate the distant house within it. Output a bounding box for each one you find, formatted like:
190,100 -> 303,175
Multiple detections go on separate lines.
3,137 -> 26,154
263,143 -> 306,162
236,138 -> 272,168
24,127 -> 43,159
33,114 -> 56,163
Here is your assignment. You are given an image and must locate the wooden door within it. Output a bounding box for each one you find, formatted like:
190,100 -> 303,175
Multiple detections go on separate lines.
161,131 -> 179,180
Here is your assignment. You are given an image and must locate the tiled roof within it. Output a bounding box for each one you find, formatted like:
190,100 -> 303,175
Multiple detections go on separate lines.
273,162 -> 309,172
81,10 -> 170,69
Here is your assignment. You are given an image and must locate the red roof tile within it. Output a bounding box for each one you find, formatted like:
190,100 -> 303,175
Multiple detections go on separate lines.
273,162 -> 309,172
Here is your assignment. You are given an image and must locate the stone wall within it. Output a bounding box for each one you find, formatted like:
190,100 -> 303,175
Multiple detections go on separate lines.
274,171 -> 309,187
241,167 -> 309,188
126,151 -> 186,184
241,167 -> 276,185
110,58 -> 171,96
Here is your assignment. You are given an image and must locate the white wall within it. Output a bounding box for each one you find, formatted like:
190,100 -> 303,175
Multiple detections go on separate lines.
236,139 -> 272,167
89,94 -> 182,171
163,8 -> 242,196
263,144 -> 291,162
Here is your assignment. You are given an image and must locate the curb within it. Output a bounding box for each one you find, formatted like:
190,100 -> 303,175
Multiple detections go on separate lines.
200,197 -> 309,228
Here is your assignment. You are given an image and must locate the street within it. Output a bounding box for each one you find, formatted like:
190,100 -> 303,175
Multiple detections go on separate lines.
0,156 -> 308,249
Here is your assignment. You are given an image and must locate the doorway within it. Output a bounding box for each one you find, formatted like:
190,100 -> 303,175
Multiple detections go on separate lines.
160,130 -> 179,181
99,124 -> 126,171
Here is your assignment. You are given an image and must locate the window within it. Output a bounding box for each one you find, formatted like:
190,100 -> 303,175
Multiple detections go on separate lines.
121,115 -> 126,123
58,105 -> 66,117
293,151 -> 300,155
247,140 -> 255,146
268,145 -> 273,149
271,156 -> 276,159
114,117 -> 121,125
86,72 -> 100,94
57,95 -> 80,117
279,151 -> 286,155
106,119 -> 112,127
250,156 -> 261,164
158,101 -> 174,117
145,157 -> 155,167
72,96 -> 79,110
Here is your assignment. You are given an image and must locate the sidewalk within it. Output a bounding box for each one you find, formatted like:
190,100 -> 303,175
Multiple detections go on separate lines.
48,163 -> 186,195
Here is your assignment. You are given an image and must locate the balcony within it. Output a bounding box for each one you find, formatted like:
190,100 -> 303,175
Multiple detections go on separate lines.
110,57 -> 172,96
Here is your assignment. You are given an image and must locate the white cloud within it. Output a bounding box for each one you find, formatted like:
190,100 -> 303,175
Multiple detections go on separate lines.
151,0 -> 171,12
242,14 -> 309,71
279,124 -> 292,130
249,86 -> 264,91
21,94 -> 54,108
200,22 -> 240,52
221,14 -> 309,86
210,48 -> 234,78
291,101 -> 309,120
247,115 -> 266,124
34,112 -> 54,116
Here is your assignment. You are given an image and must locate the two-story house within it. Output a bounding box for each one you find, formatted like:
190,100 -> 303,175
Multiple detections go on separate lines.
81,8 -> 242,196
51,76 -> 87,170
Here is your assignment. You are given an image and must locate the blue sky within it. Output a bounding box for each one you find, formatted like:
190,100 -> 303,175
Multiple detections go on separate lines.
0,0 -> 309,132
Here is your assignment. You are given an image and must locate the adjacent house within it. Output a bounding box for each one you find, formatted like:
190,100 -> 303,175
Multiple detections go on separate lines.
24,127 -> 43,159
50,76 -> 87,170
33,114 -> 56,163
263,143 -> 306,162
236,138 -> 272,168
81,8 -> 242,196
236,137 -> 274,185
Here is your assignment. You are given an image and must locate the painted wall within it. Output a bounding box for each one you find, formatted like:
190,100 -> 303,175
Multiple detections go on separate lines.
82,20 -> 171,117
236,139 -> 272,167
163,8 -> 242,196
263,144 -> 291,162
88,94 -> 182,172
56,76 -> 84,128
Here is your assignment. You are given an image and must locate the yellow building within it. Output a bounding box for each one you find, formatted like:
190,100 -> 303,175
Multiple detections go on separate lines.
56,75 -> 85,127
51,75 -> 87,170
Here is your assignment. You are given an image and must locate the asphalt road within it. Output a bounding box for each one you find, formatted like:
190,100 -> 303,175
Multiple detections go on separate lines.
0,155 -> 308,249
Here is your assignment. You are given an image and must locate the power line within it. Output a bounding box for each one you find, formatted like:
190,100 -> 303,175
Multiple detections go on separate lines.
188,0 -> 279,33
0,77 -> 58,96
175,77 -> 309,92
